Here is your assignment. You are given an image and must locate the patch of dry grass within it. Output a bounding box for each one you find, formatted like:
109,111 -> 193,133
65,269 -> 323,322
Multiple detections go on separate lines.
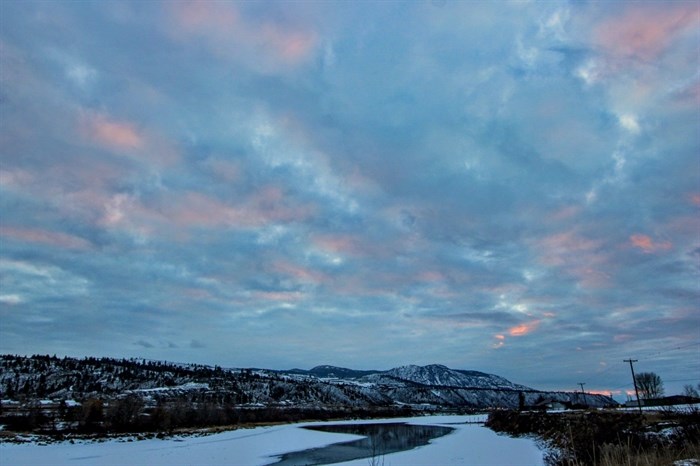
595,440 -> 700,466
486,409 -> 700,466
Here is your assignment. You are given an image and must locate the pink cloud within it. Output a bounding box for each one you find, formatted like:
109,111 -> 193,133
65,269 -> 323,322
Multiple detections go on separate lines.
0,226 -> 91,250
260,24 -> 316,63
273,260 -> 327,285
549,205 -> 581,222
508,320 -> 540,337
312,234 -> 368,257
167,1 -> 318,70
690,193 -> 700,207
537,231 -> 602,267
174,0 -> 239,34
85,113 -> 142,150
534,230 -> 612,288
629,234 -> 672,253
80,111 -> 181,166
99,188 -> 314,239
595,4 -> 699,61
418,271 -> 444,282
170,192 -> 248,227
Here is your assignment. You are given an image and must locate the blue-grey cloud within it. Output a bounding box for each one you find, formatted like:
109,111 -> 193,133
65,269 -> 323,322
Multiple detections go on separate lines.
1,0 -> 698,397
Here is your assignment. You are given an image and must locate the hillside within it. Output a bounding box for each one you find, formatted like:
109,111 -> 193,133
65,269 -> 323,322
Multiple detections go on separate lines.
0,355 -> 615,411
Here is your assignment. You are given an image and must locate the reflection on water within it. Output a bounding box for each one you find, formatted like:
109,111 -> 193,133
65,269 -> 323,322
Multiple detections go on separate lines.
267,422 -> 455,466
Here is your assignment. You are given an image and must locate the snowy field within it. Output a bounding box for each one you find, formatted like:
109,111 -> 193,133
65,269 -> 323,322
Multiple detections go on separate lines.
0,415 -> 544,466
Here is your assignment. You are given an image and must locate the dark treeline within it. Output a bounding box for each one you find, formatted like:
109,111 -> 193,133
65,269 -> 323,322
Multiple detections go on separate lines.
1,396 -> 415,436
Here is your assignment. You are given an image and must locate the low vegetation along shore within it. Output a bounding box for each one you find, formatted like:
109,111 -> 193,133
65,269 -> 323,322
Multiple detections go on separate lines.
0,398 -> 420,443
486,408 -> 700,466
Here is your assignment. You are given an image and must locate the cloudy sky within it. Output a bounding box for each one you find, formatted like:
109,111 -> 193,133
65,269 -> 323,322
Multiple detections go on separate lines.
1,0 -> 698,397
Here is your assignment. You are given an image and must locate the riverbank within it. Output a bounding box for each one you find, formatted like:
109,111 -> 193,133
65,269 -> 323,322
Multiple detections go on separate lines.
486,408 -> 700,466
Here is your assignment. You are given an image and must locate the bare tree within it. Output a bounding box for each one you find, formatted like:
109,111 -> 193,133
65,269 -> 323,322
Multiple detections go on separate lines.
635,372 -> 664,399
107,395 -> 144,431
683,384 -> 700,398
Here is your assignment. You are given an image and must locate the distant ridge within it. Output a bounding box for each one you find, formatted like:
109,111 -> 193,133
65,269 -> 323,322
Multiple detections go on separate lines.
0,354 -> 617,410
376,364 -> 531,391
281,365 -> 381,379
278,364 -> 530,391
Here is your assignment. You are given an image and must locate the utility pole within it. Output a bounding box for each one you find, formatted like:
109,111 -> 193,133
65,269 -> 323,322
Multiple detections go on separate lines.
578,382 -> 587,407
624,359 -> 643,414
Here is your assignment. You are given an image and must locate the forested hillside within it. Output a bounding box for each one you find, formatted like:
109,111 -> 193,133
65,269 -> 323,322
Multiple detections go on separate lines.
0,354 -> 617,435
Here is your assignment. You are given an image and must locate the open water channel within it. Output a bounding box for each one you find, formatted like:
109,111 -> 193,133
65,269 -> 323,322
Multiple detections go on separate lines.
267,422 -> 455,466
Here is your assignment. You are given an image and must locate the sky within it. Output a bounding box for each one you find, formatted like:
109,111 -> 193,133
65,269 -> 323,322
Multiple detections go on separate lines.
0,0 -> 698,398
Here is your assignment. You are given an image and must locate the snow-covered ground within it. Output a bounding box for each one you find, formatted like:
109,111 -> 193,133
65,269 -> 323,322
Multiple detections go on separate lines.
0,415 -> 544,466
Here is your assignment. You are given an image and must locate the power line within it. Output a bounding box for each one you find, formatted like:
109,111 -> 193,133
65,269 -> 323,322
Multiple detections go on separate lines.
599,374 -> 699,394
587,341 -> 700,390
638,341 -> 700,361
609,381 -> 633,391
589,341 -> 700,380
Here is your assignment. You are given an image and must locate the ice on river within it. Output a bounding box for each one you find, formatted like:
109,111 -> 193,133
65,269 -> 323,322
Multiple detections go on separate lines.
0,415 -> 543,465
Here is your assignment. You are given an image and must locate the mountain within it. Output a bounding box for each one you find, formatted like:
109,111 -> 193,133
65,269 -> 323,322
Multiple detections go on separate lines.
373,364 -> 531,390
0,355 -> 616,411
282,365 -> 380,379
310,365 -> 381,379
280,364 -> 529,391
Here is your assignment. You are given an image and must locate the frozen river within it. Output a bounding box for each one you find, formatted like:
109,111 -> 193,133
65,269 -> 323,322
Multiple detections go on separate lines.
0,415 -> 544,465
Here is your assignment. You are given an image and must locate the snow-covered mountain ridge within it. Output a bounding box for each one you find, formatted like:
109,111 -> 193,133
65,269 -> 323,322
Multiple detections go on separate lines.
282,365 -> 380,380
0,355 -> 616,409
375,364 -> 532,390
278,364 -> 529,391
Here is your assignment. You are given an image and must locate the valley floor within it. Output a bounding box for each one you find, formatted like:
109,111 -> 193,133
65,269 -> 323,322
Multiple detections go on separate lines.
0,414 -> 544,466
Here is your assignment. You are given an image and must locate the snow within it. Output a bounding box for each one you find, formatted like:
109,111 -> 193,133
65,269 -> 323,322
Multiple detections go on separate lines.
619,404 -> 699,413
0,415 -> 544,466
381,365 -> 529,391
333,415 -> 543,466
131,382 -> 209,393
